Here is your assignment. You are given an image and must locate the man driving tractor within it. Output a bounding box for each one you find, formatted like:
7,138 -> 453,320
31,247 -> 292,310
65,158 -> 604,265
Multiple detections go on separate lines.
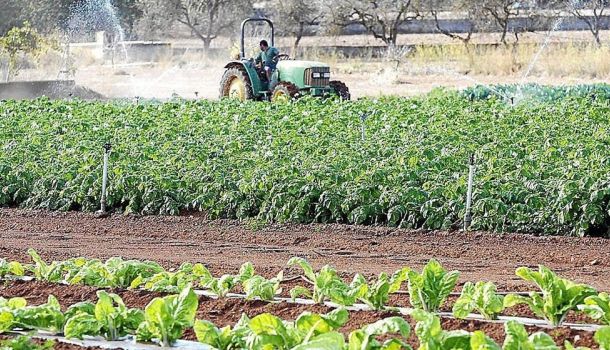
255,40 -> 279,83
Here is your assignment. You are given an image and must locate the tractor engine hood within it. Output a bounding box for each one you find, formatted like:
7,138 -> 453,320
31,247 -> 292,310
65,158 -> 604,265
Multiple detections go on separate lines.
277,60 -> 331,88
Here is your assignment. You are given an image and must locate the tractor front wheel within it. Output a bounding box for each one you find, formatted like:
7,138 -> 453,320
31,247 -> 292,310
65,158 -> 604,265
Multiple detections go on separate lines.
271,82 -> 300,103
329,81 -> 351,101
220,67 -> 254,101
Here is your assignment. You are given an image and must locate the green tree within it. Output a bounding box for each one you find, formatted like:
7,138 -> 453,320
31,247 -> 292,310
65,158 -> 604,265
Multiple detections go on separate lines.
0,22 -> 50,81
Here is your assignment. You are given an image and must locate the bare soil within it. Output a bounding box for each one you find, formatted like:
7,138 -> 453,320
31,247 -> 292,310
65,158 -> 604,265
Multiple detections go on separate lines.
1,208 -> 609,292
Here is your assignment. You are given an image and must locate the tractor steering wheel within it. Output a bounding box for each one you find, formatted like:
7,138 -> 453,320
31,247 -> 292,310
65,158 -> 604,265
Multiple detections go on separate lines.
277,54 -> 291,61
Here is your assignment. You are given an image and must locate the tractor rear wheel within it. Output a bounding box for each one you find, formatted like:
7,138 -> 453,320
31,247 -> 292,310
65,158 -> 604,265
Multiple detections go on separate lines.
271,82 -> 300,103
329,81 -> 351,101
220,67 -> 254,101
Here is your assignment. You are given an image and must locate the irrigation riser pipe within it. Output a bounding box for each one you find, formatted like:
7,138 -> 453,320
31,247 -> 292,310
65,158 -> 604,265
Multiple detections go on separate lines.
2,276 -> 603,333
464,154 -> 476,231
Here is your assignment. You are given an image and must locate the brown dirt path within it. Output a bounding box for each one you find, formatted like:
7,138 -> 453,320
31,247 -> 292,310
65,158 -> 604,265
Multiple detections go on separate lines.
1,208 -> 608,291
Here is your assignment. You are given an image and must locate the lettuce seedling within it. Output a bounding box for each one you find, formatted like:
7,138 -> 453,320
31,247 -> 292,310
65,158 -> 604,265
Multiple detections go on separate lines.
411,309 -> 472,350
0,335 -> 54,350
0,259 -> 25,278
195,313 -> 251,350
579,292 -> 610,325
348,317 -> 412,350
136,285 -> 199,347
64,291 -> 144,340
504,266 -> 597,326
407,259 -> 459,312
242,272 -> 284,302
502,320 -> 559,350
12,295 -> 64,334
452,282 -> 504,320
288,257 -> 365,306
352,267 -> 409,310
195,309 -> 349,350
596,326 -> 610,350
0,297 -> 27,333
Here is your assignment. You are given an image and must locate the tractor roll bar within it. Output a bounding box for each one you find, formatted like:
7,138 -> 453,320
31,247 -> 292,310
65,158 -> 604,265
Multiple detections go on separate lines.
240,18 -> 275,59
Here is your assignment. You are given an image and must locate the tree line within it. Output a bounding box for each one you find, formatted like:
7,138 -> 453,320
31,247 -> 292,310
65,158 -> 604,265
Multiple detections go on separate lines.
1,0 -> 608,50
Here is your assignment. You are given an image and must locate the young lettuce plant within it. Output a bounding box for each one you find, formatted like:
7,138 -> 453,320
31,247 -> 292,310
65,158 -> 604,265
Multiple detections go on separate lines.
136,285 -> 199,347
407,259 -> 459,312
28,249 -> 81,283
236,262 -> 284,301
452,282 -> 504,320
411,309 -> 474,350
596,326 -> 610,350
64,291 -> 144,340
195,308 -> 349,350
194,314 -> 251,350
0,297 -> 27,333
288,257 -> 366,306
242,272 -> 284,302
11,295 -> 65,334
578,292 -> 610,325
502,320 -> 559,350
0,259 -> 25,278
352,267 -> 410,310
130,262 -> 204,293
348,316 -> 412,350
504,266 -> 597,326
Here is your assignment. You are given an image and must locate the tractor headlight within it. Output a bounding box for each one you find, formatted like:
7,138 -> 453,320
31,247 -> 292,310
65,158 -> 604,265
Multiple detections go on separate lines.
312,72 -> 321,78
323,72 -> 331,78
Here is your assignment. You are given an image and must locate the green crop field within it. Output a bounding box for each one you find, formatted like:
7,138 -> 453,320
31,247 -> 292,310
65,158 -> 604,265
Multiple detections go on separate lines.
1,89 -> 609,236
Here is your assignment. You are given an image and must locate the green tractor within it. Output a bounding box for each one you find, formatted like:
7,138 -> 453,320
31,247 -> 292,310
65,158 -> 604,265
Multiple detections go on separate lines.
220,18 -> 350,102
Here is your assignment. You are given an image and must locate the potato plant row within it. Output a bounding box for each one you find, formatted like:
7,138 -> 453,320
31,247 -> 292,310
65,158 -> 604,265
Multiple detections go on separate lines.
1,93 -> 609,236
2,251 -> 610,328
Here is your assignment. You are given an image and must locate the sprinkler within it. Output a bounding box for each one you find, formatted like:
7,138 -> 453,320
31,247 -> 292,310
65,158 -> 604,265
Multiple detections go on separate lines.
463,154 -> 476,231
134,96 -> 140,105
97,143 -> 112,218
194,91 -> 199,99
359,113 -> 369,141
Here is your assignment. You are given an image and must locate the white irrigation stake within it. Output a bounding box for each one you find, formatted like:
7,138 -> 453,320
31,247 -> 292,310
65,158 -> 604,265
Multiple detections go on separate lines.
464,154 -> 476,231
98,143 -> 112,217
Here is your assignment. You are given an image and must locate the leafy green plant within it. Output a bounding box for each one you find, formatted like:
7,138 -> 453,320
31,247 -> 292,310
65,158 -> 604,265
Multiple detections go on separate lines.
195,309 -> 349,350
502,320 -> 559,350
578,292 -> 610,325
352,267 -> 409,310
0,336 -> 54,350
242,272 -> 283,301
452,281 -> 504,320
470,331 -> 501,350
64,290 -> 144,340
288,257 -> 366,306
407,259 -> 459,312
194,314 -> 251,350
596,326 -> 610,350
504,266 -> 597,326
411,309 -> 473,350
348,317 -> 412,350
136,285 -> 199,347
8,296 -> 65,334
0,259 -> 25,278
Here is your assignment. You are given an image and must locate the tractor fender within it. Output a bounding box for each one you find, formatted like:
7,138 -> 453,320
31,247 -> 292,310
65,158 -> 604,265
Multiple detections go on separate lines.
223,61 -> 263,95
